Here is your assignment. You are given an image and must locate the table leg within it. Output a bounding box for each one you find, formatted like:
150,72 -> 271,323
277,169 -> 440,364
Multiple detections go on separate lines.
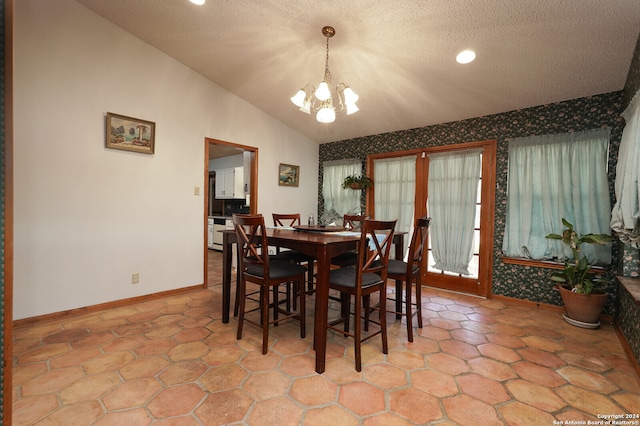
314,247 -> 330,374
394,234 -> 405,319
222,232 -> 233,324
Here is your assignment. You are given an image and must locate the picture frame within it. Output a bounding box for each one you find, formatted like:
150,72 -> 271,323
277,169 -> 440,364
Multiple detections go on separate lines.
106,112 -> 155,154
278,163 -> 300,187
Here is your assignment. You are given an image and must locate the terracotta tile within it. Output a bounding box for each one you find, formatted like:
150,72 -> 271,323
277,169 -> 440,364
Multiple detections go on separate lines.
506,379 -> 566,411
411,369 -> 458,397
158,360 -> 208,386
272,336 -> 312,355
450,328 -> 488,345
429,317 -> 462,330
511,361 -> 567,388
18,343 -> 70,364
290,376 -> 338,405
167,341 -> 209,361
101,335 -> 146,352
438,310 -> 469,322
71,331 -> 116,348
14,323 -> 63,340
386,348 -> 426,370
339,382 -> 385,416
42,328 -> 90,344
557,366 -> 620,394
202,344 -> 245,366
83,351 -> 136,375
389,388 -> 442,424
607,370 -> 640,393
247,396 -> 304,426
486,332 -> 525,349
447,303 -> 476,314
440,340 -> 480,360
280,353 -> 318,377
468,357 -> 517,381
498,401 -> 558,426
465,313 -> 499,324
100,307 -> 140,320
443,394 -> 502,426
12,362 -> 48,386
50,346 -> 103,369
242,370 -> 291,400
303,405 -> 359,426
145,325 -> 183,339
425,352 -> 469,376
364,364 -> 408,389
93,408 -> 152,426
517,347 -> 565,368
477,342 -> 521,363
12,393 -> 59,425
364,412 -> 417,426
179,316 -> 213,328
491,323 -> 527,336
611,393 -> 640,413
194,389 -> 253,425
134,338 -> 176,357
38,401 -> 103,425
520,335 -> 565,352
418,325 -> 452,340
102,378 -> 164,410
558,351 -> 613,373
554,385 -> 623,417
239,349 -> 283,371
21,366 -> 85,396
88,318 -> 129,332
424,302 -> 448,312
147,383 -> 205,418
59,372 -> 121,404
457,374 -> 510,404
199,364 -> 248,392
173,327 -> 211,343
460,320 -> 496,333
555,409 -> 599,423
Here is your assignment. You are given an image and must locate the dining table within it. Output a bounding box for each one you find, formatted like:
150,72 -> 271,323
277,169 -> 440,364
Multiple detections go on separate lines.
220,225 -> 405,374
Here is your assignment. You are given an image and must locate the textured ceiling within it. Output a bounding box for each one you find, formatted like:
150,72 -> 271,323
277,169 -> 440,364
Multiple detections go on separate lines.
75,0 -> 640,144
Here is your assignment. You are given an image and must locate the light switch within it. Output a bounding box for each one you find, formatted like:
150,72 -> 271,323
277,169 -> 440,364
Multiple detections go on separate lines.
194,186 -> 200,195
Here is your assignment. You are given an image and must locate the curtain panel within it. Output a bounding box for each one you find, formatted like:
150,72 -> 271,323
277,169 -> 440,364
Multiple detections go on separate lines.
322,159 -> 362,218
427,149 -> 482,275
611,89 -> 640,248
502,128 -> 612,264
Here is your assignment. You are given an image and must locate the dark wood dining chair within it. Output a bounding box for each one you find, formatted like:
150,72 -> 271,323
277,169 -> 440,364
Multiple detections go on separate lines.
330,214 -> 368,268
327,219 -> 396,371
272,213 -> 316,295
233,214 -> 307,354
367,216 -> 430,342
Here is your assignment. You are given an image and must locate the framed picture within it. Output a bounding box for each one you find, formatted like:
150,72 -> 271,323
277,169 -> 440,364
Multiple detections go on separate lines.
106,112 -> 155,154
278,163 -> 299,187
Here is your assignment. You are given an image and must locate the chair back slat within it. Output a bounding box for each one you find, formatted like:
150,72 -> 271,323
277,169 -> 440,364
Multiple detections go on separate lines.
273,213 -> 301,227
407,217 -> 431,274
343,214 -> 367,230
357,219 -> 396,281
233,214 -> 269,272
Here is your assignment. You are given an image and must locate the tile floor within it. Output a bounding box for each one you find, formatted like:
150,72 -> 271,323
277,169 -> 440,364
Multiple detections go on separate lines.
12,251 -> 640,425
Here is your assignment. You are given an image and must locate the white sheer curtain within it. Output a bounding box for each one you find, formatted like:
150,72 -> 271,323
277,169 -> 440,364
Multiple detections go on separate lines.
322,159 -> 361,216
502,129 -> 612,264
373,156 -> 416,258
611,90 -> 640,248
427,149 -> 482,275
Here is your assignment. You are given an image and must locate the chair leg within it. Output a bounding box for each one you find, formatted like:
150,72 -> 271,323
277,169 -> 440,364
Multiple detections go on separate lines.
415,276 -> 423,328
405,278 -> 414,342
395,279 -> 403,320
379,289 -> 388,355
341,293 -> 351,335
273,286 -> 279,326
236,277 -> 247,340
298,279 -> 306,338
261,284 -> 270,355
354,295 -> 362,372
363,295 -> 370,332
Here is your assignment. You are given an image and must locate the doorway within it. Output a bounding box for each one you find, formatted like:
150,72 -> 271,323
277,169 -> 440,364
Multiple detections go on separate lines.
204,138 -> 258,287
367,140 -> 496,297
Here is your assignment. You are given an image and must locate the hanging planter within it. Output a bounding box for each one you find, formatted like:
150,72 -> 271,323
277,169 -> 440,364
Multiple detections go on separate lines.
342,175 -> 373,190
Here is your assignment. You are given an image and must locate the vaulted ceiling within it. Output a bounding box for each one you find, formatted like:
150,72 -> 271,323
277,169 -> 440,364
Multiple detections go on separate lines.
76,0 -> 640,144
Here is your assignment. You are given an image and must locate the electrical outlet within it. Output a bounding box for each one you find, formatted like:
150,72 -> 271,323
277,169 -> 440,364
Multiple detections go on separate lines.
132,273 -> 139,284
194,186 -> 200,195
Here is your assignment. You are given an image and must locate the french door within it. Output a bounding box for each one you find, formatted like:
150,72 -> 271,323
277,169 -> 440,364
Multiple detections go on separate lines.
367,140 -> 496,297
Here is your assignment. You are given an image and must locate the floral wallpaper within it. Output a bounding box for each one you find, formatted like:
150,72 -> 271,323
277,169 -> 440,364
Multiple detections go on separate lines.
319,91 -> 626,315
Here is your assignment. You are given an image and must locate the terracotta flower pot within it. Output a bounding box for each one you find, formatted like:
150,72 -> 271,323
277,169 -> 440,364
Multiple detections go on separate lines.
349,183 -> 361,189
557,285 -> 607,325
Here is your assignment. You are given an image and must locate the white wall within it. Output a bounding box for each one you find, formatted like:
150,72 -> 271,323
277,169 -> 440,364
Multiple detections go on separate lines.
14,0 -> 319,320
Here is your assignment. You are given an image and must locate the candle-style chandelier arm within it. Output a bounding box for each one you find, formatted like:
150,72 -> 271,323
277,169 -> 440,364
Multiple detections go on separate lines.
290,26 -> 359,123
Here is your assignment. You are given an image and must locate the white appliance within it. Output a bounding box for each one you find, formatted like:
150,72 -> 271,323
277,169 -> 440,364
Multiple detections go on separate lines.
212,217 -> 226,250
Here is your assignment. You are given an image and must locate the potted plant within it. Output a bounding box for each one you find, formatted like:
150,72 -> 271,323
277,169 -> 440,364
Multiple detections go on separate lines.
342,175 -> 373,190
545,218 -> 614,327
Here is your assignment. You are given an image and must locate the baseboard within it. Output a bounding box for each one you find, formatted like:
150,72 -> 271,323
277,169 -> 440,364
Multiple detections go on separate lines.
614,323 -> 640,383
13,283 -> 206,328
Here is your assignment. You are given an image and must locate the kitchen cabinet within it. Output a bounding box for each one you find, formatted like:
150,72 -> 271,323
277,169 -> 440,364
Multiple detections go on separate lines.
215,167 -> 244,199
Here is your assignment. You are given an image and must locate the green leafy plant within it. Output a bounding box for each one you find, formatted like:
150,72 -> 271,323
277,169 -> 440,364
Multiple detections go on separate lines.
545,218 -> 614,294
342,175 -> 373,190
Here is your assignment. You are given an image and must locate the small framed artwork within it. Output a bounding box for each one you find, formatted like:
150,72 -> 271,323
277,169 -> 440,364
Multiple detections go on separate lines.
278,163 -> 299,187
106,112 -> 155,154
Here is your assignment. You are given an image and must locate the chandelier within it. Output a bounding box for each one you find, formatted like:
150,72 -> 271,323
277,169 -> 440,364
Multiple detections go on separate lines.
290,26 -> 359,124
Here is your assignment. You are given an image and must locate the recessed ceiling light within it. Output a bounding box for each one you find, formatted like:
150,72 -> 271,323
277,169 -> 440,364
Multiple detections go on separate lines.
190,0 -> 205,5
456,50 -> 476,64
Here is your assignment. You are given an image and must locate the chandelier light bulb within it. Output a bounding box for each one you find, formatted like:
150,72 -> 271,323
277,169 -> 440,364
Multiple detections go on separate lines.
315,81 -> 331,101
290,89 -> 306,108
346,102 -> 359,115
316,107 -> 336,123
342,87 -> 359,104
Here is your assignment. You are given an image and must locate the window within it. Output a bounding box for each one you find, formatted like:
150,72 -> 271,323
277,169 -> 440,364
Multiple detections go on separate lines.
322,159 -> 362,219
502,129 -> 612,265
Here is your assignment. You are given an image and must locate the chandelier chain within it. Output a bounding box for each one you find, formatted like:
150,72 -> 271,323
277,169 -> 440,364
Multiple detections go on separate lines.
324,36 -> 332,85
